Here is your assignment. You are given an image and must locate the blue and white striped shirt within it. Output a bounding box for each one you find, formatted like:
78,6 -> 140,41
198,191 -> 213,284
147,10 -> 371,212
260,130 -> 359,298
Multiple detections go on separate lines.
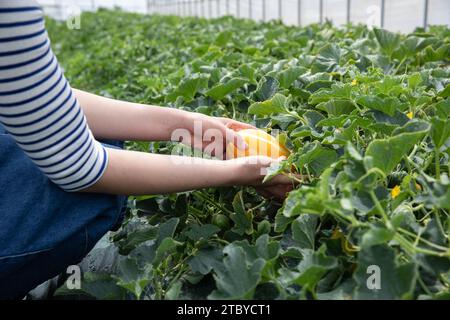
0,0 -> 108,192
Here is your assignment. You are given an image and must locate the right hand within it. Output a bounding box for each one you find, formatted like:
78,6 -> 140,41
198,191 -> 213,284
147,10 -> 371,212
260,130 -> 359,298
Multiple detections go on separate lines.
229,156 -> 295,200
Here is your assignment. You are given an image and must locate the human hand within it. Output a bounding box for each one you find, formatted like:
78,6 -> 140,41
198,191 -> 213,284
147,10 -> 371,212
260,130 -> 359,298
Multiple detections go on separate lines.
228,155 -> 295,200
177,113 -> 255,159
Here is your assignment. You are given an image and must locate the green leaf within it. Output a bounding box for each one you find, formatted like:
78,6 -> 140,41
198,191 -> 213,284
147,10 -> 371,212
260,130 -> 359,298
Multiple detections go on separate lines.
435,98 -> 450,119
275,211 -> 295,232
239,64 -> 256,84
214,30 -> 232,46
295,142 -> 338,176
439,84 -> 450,98
373,28 -> 401,57
230,191 -> 253,235
165,281 -> 182,300
232,234 -> 280,262
131,218 -> 180,263
291,214 -> 318,249
278,66 -> 305,89
55,273 -> 126,300
311,44 -> 342,73
357,95 -> 397,116
248,93 -> 288,116
283,187 -> 326,217
157,218 -> 180,243
251,76 -> 279,102
188,247 -> 223,275
173,74 -> 209,102
209,245 -> 265,299
263,160 -> 287,183
153,237 -> 182,265
354,245 -> 418,299
360,226 -> 395,248
305,79 -> 334,93
116,226 -> 158,255
205,77 -> 247,100
407,73 -> 422,89
185,224 -> 221,242
309,83 -> 352,105
279,245 -> 337,291
115,258 -> 152,299
430,117 -> 450,149
365,122 -> 430,175
316,279 -> 355,300
316,98 -> 356,116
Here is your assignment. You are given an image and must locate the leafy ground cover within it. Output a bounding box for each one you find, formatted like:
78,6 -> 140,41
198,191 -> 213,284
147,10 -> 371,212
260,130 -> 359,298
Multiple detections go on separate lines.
47,10 -> 449,300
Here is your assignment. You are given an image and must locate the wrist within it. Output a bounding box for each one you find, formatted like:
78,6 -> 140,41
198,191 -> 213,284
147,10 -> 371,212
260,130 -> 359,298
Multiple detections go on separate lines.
224,159 -> 254,187
143,106 -> 192,140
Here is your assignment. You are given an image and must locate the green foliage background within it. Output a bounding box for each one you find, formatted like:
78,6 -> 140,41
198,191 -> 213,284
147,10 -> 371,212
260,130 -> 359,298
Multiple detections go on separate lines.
47,10 -> 450,300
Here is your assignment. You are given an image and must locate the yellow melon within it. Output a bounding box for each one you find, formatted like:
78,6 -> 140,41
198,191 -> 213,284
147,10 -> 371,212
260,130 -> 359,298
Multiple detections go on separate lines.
226,129 -> 290,159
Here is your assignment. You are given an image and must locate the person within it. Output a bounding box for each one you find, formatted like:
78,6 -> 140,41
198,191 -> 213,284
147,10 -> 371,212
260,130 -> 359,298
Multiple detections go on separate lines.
0,1 -> 292,299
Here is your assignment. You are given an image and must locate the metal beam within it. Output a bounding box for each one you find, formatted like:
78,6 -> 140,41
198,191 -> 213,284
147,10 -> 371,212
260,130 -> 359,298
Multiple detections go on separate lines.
423,0 -> 429,29
262,0 -> 266,21
278,0 -> 282,21
319,0 -> 323,24
380,0 -> 385,28
346,0 -> 351,24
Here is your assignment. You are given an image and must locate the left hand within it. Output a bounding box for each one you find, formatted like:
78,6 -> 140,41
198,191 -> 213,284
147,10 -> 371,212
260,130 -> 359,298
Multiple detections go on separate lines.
179,113 -> 255,159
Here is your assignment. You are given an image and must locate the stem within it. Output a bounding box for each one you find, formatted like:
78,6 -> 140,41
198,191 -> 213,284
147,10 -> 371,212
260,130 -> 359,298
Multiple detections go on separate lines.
369,190 -> 391,227
210,237 -> 230,246
194,191 -> 234,215
398,228 -> 449,252
355,167 -> 386,185
435,147 -> 441,179
393,57 -> 407,75
433,209 -> 447,241
406,156 -> 435,182
288,110 -> 306,124
412,204 -> 425,212
417,274 -> 433,297
250,200 -> 267,211
282,172 -> 304,184
395,234 -> 450,257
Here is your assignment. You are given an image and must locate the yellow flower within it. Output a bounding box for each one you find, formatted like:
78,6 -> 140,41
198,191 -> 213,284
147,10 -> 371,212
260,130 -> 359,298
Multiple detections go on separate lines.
406,111 -> 413,119
351,79 -> 357,86
391,185 -> 401,199
415,183 -> 422,191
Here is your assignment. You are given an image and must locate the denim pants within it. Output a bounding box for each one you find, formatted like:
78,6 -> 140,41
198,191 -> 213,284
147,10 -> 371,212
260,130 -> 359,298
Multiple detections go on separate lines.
0,123 -> 127,299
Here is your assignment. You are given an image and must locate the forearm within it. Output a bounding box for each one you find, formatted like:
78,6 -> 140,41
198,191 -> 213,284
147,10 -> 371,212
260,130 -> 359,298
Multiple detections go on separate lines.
73,89 -> 191,141
84,148 -> 239,195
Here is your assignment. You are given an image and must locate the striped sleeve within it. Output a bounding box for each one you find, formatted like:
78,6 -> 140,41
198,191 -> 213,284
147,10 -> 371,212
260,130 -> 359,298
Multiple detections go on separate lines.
0,0 -> 108,192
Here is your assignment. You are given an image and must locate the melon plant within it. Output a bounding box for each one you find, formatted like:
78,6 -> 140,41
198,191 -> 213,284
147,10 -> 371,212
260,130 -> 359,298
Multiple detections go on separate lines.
48,10 -> 450,300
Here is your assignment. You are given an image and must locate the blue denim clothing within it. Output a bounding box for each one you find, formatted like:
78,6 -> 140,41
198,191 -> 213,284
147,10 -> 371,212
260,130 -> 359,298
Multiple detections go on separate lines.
0,123 -> 127,299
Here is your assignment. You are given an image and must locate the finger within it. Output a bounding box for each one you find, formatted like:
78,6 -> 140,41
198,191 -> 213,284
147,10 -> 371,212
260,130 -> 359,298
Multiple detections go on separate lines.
222,118 -> 256,130
263,174 -> 293,186
258,185 -> 293,200
255,187 -> 273,199
226,128 -> 248,151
